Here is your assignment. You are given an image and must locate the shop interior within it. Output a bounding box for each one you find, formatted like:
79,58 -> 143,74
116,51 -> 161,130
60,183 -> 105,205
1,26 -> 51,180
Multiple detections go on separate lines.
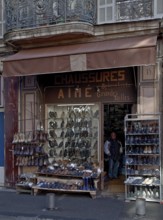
103,104 -> 132,194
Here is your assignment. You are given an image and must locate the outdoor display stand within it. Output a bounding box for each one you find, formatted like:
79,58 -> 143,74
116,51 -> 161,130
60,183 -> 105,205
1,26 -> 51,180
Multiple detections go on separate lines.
124,114 -> 161,202
12,103 -> 101,198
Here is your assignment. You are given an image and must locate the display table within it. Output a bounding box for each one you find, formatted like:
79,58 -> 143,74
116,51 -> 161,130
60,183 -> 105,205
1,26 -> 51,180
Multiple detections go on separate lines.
32,172 -> 99,198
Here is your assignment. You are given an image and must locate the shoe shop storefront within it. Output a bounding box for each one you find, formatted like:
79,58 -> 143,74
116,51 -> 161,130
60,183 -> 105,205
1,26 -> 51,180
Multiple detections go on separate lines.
3,35 -> 162,200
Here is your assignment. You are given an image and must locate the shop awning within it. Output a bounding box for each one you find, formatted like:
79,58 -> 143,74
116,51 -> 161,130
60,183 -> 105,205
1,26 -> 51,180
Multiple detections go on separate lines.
3,35 -> 157,77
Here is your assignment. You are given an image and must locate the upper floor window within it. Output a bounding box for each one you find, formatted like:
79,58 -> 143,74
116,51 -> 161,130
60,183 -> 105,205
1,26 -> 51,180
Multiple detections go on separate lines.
0,0 -> 5,38
98,0 -> 163,24
98,0 -> 115,24
154,0 -> 163,18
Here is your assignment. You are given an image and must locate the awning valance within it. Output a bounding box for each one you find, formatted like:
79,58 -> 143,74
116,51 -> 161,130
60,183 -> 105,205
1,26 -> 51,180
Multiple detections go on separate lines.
3,35 -> 157,77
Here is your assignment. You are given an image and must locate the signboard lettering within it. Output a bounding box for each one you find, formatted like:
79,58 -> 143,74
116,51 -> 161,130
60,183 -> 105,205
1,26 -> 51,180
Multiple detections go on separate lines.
44,68 -> 136,103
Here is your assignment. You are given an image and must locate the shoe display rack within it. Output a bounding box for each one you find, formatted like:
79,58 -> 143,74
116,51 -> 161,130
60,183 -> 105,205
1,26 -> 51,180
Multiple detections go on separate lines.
32,168 -> 99,198
16,173 -> 37,195
45,104 -> 99,164
32,104 -> 100,198
12,130 -> 48,194
124,114 -> 161,202
13,131 -> 48,167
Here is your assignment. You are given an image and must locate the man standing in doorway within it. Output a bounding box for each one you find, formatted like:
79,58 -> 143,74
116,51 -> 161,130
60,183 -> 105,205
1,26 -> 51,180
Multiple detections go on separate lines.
104,131 -> 123,179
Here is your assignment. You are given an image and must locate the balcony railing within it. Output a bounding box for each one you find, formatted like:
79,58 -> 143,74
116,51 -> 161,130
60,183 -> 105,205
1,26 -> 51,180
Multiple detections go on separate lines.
116,0 -> 154,21
5,0 -> 96,31
4,0 -> 163,32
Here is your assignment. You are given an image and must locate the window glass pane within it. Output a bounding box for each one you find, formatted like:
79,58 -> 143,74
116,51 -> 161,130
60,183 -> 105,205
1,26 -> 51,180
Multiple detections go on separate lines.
0,7 -> 2,21
99,8 -> 105,22
3,22 -> 5,34
99,0 -> 106,6
157,0 -> 163,14
107,0 -> 112,4
0,25 -> 2,37
107,6 -> 113,21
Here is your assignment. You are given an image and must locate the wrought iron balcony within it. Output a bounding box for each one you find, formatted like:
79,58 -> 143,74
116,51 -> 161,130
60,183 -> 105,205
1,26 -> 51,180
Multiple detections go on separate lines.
116,0 -> 154,21
4,0 -> 162,35
5,0 -> 96,32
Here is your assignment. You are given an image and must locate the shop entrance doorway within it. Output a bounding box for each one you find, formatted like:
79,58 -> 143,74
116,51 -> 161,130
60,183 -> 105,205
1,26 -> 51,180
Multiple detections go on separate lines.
103,104 -> 132,194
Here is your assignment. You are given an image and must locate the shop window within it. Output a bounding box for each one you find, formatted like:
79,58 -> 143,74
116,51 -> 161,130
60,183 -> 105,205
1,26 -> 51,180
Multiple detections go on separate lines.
45,103 -> 100,165
0,75 -> 3,107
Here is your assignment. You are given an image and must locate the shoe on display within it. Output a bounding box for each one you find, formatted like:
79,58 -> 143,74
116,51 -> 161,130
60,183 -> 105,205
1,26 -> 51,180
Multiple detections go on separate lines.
60,120 -> 65,128
149,188 -> 154,199
139,169 -> 143,175
137,157 -> 142,165
142,178 -> 149,185
147,169 -> 152,175
19,133 -> 25,143
154,169 -> 160,176
155,137 -> 159,144
142,190 -> 146,198
60,130 -> 65,138
134,170 -> 139,175
124,177 -> 135,184
132,177 -> 144,185
58,141 -> 63,148
155,157 -> 159,165
49,130 -> 57,139
143,146 -> 148,154
145,178 -> 153,185
155,188 -> 160,199
153,145 -> 157,154
25,146 -> 30,155
135,146 -> 140,154
147,146 -> 152,154
152,177 -> 160,185
126,137 -> 130,144
139,147 -> 144,154
49,121 -> 58,129
134,186 -> 138,197
29,146 -> 34,155
145,187 -> 151,198
12,133 -> 19,144
156,146 -> 159,154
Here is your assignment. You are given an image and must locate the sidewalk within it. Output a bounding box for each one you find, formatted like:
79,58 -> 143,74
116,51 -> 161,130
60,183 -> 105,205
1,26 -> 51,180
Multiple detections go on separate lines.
0,189 -> 162,220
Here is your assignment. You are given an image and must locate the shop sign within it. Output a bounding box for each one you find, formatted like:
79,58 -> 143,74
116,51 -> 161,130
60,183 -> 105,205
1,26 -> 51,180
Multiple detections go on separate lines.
45,68 -> 136,103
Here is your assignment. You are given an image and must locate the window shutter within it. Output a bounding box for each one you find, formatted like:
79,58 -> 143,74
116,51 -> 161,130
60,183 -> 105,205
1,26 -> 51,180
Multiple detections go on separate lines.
98,0 -> 115,24
156,0 -> 163,16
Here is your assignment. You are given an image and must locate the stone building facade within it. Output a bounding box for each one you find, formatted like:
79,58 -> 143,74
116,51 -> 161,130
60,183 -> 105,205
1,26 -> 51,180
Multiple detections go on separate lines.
1,0 -> 163,199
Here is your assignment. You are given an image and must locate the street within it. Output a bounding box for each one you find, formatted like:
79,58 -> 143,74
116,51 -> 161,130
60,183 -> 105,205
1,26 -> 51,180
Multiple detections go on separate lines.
0,190 -> 162,220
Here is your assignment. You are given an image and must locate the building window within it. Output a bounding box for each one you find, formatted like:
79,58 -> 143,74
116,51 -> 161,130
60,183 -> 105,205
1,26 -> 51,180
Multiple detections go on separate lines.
0,0 -> 5,38
98,0 -> 163,24
0,75 -> 3,107
97,0 -> 115,24
154,0 -> 163,17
